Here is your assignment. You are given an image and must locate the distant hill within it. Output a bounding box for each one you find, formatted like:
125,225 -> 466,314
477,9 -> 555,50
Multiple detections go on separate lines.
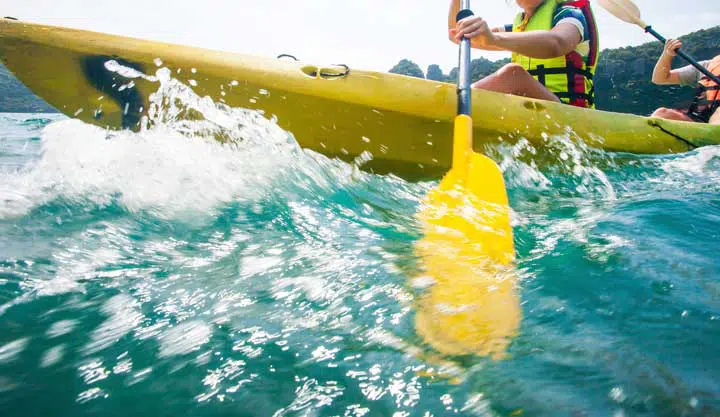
594,26 -> 719,115
0,63 -> 57,113
389,26 -> 720,116
390,56 -> 510,85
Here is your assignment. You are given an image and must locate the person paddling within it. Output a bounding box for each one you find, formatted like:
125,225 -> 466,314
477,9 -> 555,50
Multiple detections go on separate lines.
650,39 -> 720,125
448,0 -> 600,108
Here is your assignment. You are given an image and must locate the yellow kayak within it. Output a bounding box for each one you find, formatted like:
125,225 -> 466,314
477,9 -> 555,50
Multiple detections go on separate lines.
1,17 -> 719,181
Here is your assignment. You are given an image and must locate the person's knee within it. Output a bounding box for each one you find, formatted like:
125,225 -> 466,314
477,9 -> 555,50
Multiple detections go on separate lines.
496,63 -> 527,78
710,109 -> 720,125
472,64 -> 527,88
651,107 -> 671,118
470,79 -> 484,89
650,107 -> 694,122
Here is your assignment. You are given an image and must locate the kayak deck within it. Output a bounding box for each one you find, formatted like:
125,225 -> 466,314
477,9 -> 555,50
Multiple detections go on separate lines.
1,18 -> 719,181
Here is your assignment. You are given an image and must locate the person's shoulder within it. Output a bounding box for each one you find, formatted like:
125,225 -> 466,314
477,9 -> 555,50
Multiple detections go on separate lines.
553,5 -> 587,23
552,4 -> 588,40
675,63 -> 704,86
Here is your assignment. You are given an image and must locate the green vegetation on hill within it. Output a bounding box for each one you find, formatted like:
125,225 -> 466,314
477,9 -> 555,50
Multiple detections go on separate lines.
595,26 -> 719,115
426,64 -> 444,82
389,59 -> 425,79
0,63 -> 56,113
389,26 -> 719,116
390,57 -> 510,84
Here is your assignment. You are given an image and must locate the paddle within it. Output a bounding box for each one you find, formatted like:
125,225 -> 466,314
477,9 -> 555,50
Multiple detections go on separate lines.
413,0 -> 519,359
597,0 -> 720,85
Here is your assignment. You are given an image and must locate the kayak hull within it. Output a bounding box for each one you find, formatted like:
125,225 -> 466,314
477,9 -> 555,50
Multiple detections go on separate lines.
2,18 -> 719,181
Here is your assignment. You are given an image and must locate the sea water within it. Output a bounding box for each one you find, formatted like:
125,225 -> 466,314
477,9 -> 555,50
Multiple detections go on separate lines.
0,76 -> 718,417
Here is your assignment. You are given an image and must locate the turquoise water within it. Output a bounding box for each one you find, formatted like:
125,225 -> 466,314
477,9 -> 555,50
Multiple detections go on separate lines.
1,101 -> 719,416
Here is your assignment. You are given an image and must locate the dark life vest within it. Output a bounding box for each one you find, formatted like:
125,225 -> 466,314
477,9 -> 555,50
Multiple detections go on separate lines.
687,55 -> 720,123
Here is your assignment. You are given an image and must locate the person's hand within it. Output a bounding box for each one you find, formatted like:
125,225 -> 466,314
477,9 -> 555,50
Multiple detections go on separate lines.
449,16 -> 496,46
663,39 -> 682,57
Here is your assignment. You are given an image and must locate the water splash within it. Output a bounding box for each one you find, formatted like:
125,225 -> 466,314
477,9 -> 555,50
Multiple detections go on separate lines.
0,67 -> 718,415
0,67 -> 329,220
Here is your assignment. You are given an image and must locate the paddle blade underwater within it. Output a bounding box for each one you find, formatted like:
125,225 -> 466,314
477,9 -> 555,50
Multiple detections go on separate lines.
414,113 -> 519,358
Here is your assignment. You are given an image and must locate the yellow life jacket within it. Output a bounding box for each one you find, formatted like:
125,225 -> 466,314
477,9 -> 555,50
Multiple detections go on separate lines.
511,0 -> 599,108
687,55 -> 720,123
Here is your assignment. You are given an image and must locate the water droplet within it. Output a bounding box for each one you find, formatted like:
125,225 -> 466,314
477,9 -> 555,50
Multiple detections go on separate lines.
609,387 -> 626,403
76,387 -> 107,404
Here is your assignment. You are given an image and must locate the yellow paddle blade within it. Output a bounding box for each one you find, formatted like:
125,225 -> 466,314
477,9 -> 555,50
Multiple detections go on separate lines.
414,115 -> 519,359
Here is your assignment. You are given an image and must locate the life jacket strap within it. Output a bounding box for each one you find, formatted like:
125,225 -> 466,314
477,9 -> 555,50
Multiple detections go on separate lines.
527,61 -> 595,107
554,91 -> 595,106
687,82 -> 720,122
527,66 -> 594,80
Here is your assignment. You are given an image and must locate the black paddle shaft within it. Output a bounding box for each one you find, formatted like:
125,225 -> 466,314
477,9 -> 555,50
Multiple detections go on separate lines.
645,26 -> 720,85
456,1 -> 474,116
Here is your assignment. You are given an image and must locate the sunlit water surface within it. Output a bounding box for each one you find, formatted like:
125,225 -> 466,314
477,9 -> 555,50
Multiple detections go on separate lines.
0,76 -> 718,417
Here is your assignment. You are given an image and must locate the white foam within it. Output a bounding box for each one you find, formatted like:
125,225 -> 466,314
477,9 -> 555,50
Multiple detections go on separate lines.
0,63 -> 317,221
0,338 -> 29,363
158,320 -> 212,358
40,345 -> 65,368
46,320 -> 78,338
83,294 -> 143,355
662,145 -> 720,184
0,113 -> 296,221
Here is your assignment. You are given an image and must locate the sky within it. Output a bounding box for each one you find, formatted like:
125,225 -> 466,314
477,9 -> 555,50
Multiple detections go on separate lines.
4,0 -> 720,74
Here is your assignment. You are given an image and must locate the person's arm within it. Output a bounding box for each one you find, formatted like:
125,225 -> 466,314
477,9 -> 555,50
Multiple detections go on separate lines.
489,24 -> 581,58
452,16 -> 581,57
652,39 -> 683,85
448,0 -> 460,34
448,0 -> 505,50
491,25 -> 513,33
